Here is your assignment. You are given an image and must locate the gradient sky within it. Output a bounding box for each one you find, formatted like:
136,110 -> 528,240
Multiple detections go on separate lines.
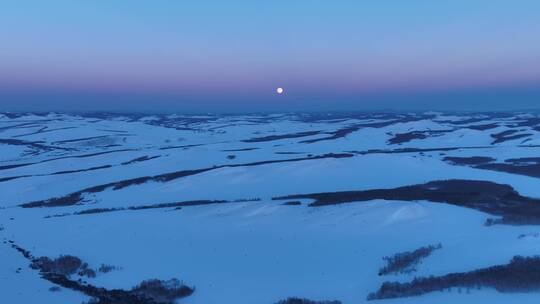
1,0 -> 540,112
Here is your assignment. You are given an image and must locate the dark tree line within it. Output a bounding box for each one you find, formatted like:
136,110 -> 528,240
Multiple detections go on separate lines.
275,297 -> 341,304
368,256 -> 540,300
379,243 -> 442,275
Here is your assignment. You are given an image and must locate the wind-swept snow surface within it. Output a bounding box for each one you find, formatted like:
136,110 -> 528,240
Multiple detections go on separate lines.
1,112 -> 540,303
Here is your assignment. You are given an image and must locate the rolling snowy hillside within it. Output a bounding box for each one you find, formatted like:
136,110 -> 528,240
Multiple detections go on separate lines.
1,112 -> 540,304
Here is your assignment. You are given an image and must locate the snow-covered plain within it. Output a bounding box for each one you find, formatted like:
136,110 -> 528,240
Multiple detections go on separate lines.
1,111 -> 540,303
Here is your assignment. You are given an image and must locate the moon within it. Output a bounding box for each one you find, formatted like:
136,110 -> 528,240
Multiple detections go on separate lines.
276,87 -> 284,94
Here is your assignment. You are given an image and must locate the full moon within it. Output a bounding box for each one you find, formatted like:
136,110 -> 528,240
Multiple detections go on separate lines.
276,87 -> 284,94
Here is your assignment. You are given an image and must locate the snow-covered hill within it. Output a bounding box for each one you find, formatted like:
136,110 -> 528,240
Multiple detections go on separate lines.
1,112 -> 540,303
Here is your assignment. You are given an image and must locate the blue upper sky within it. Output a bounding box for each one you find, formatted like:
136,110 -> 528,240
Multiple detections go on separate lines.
1,0 -> 539,112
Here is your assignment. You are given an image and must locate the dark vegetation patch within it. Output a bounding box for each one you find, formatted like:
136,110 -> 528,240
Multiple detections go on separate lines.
0,162 -> 34,171
0,175 -> 32,182
123,200 -> 229,210
232,198 -> 261,202
297,117 -> 425,144
121,155 -> 161,165
51,165 -> 113,175
275,152 -> 306,155
282,201 -> 302,206
0,122 -> 42,132
13,126 -> 78,138
0,164 -> 120,182
445,156 -> 540,179
126,279 -> 193,304
0,138 -> 72,152
368,256 -> 540,300
242,131 -> 321,143
98,264 -> 117,273
300,125 -> 362,143
31,255 -> 96,278
503,134 -> 532,144
465,123 -> 499,131
49,274 -> 193,304
52,136 -> 110,144
221,147 -> 259,152
388,130 -> 453,145
477,157 -> 540,179
96,129 -> 129,133
275,297 -> 341,304
491,130 -> 532,144
9,242 -> 194,304
387,131 -> 428,144
379,244 -> 442,275
45,199 -> 258,218
22,153 -> 352,208
349,145 -> 494,156
125,113 -> 224,131
159,143 -> 205,150
477,163 -> 540,179
507,157 -> 540,164
485,216 -> 540,226
98,144 -> 123,148
22,169 -> 214,208
0,148 -> 136,171
274,179 -> 540,225
518,233 -> 539,239
443,156 -> 495,165
300,115 -> 428,144
28,254 -> 120,279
